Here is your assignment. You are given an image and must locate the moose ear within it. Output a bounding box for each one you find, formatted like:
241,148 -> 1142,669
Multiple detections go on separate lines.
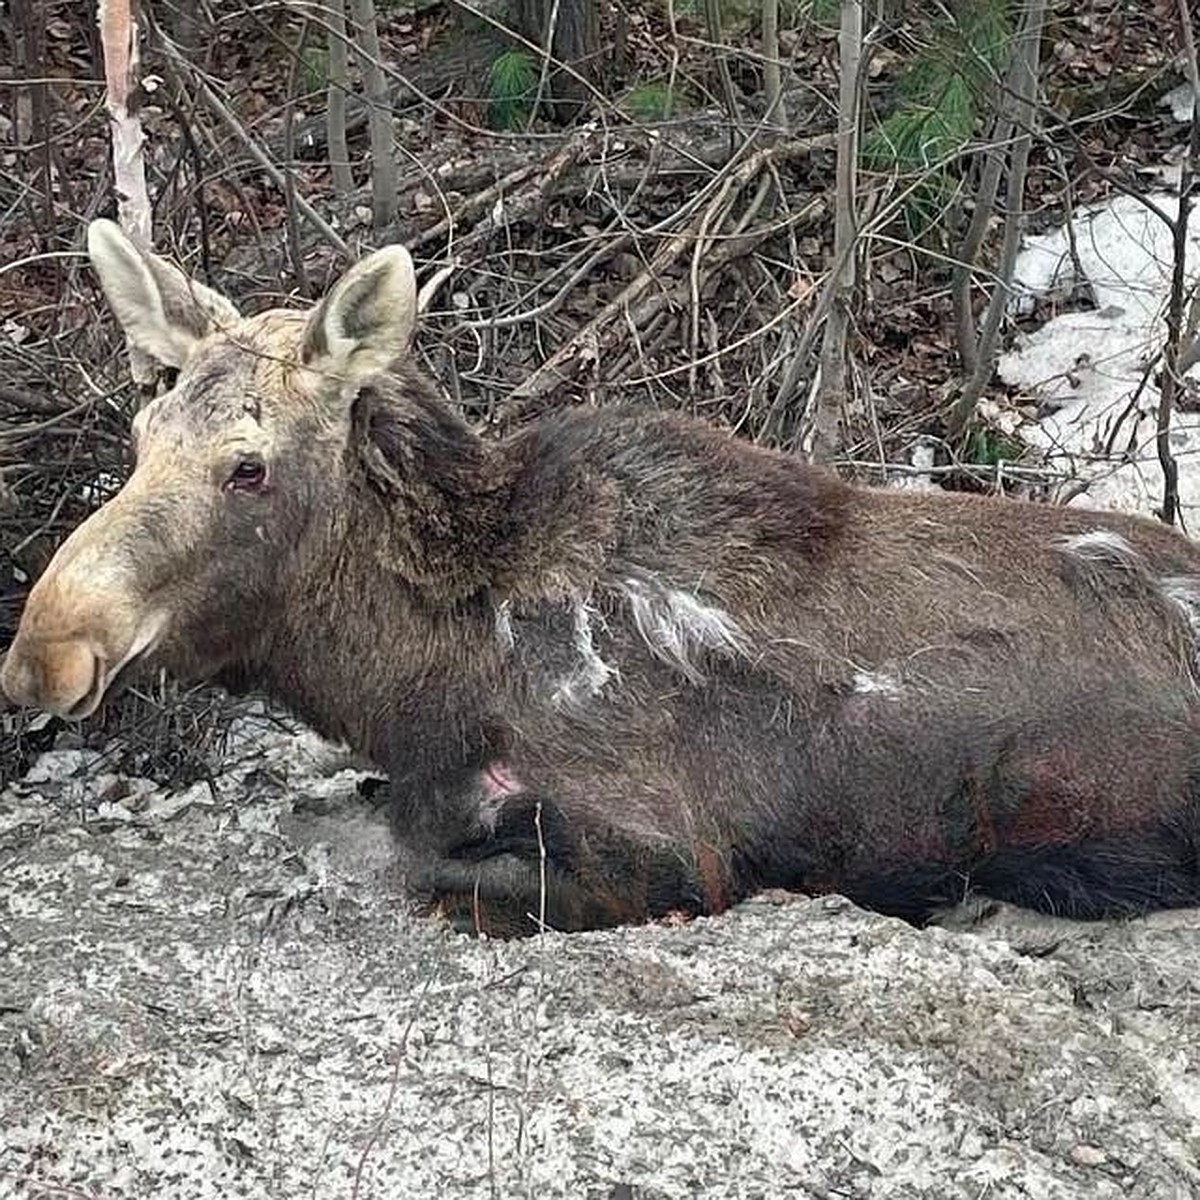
298,244 -> 418,384
87,219 -> 240,369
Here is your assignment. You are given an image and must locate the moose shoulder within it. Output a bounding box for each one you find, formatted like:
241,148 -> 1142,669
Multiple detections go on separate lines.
6,219 -> 1200,934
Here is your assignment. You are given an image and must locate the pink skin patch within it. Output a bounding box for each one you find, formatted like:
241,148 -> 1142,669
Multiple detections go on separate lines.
481,762 -> 522,802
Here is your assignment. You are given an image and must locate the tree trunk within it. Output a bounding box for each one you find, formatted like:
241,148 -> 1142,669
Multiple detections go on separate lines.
97,0 -> 157,386
349,0 -> 397,228
327,0 -> 354,199
512,0 -> 598,122
812,0 -> 862,463
946,0 -> 1047,440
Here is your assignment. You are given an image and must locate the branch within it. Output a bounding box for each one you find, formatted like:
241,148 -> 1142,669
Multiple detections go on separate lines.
154,27 -> 349,257
946,0 -> 1048,440
502,138 -> 829,411
1156,0 -> 1200,526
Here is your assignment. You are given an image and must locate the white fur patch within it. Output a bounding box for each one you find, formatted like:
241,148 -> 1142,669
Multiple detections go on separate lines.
852,671 -> 903,698
494,600 -> 514,655
1057,530 -> 1139,569
552,601 -> 617,710
621,575 -> 748,684
1161,576 -> 1200,637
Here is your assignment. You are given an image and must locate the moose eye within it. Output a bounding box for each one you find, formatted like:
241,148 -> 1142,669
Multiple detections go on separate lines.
226,458 -> 267,493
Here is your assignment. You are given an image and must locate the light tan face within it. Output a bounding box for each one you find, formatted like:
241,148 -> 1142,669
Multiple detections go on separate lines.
3,316 -> 318,718
1,220 -> 418,719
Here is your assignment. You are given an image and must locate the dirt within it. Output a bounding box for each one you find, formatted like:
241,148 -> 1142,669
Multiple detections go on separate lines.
2,716 -> 1199,1199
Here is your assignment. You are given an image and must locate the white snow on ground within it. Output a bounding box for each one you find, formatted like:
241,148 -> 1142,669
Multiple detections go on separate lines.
4,719 -> 1200,1198
1161,82 -> 1196,125
996,184 -> 1200,522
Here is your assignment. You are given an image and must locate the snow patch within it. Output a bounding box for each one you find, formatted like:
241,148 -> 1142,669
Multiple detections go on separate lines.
999,190 -> 1200,522
1161,82 -> 1196,124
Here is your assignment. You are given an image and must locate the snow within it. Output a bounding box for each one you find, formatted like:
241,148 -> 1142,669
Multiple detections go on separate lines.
1161,82 -> 1196,125
997,188 -> 1200,521
4,719 -> 1200,1198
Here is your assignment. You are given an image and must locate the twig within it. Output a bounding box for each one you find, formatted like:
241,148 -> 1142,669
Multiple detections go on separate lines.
461,230 -> 632,331
0,1172 -> 107,1200
502,138 -> 830,410
1102,347 -> 1163,459
417,261 -> 459,315
349,974 -> 435,1200
688,160 -> 749,390
947,0 -> 1048,439
952,111 -> 1016,376
527,0 -> 564,129
1156,0 -> 1200,526
153,25 -> 348,257
419,127 -> 602,260
152,81 -> 216,282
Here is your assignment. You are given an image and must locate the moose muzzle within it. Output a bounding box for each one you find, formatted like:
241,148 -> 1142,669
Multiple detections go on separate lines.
2,591 -> 167,719
1,514 -> 168,721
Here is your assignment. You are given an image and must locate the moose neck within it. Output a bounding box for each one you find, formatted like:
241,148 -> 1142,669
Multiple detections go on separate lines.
232,380 -> 627,780
248,382 -> 514,776
346,380 -> 509,597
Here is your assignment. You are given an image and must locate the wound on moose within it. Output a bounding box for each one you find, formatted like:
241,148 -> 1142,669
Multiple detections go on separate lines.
6,219 -> 1200,935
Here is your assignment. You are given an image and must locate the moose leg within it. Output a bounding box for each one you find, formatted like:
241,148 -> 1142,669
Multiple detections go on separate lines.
412,852 -> 624,936
413,794 -> 715,936
970,827 -> 1200,919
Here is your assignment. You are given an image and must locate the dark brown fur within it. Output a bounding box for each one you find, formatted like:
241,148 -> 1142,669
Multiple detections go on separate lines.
9,227 -> 1200,936
223,372 -> 1200,933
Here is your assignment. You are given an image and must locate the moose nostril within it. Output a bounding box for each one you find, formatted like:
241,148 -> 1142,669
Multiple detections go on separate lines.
55,643 -> 104,717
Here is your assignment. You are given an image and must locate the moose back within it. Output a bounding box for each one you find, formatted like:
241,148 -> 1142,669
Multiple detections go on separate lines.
6,219 -> 1200,934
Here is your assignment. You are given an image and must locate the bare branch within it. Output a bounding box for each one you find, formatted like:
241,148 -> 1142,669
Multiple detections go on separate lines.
947,0 -> 1048,440
327,0 -> 354,199
349,0 -> 398,229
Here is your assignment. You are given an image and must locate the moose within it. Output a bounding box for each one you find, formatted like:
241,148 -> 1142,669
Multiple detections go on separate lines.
6,219 -> 1200,935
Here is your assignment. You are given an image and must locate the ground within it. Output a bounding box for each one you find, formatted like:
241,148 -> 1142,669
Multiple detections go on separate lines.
2,716 -> 1199,1199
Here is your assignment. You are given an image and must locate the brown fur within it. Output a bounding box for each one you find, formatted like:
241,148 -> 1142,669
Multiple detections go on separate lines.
7,223 -> 1200,935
